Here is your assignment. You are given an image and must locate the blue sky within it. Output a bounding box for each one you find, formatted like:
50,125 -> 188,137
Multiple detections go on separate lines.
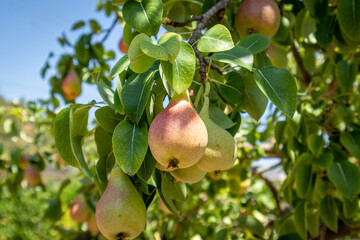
0,0 -> 124,103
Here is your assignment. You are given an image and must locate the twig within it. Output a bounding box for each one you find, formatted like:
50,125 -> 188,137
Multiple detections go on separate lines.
255,161 -> 282,175
174,197 -> 208,240
165,15 -> 202,27
187,0 -> 231,82
291,42 -> 312,86
101,17 -> 119,44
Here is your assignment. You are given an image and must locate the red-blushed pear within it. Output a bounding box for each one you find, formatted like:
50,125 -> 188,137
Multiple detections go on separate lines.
87,212 -> 99,233
24,164 -> 41,186
267,43 -> 288,68
148,91 -> 208,169
196,83 -> 237,172
96,167 -> 146,240
170,164 -> 207,184
119,38 -> 129,54
62,70 -> 81,101
235,0 -> 280,38
70,194 -> 90,223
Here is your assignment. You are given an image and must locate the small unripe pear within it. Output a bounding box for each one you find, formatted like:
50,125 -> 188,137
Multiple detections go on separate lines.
62,70 -> 81,101
119,38 -> 129,54
170,164 -> 207,184
196,90 -> 237,172
235,0 -> 280,38
268,43 -> 288,68
87,212 -> 99,233
148,93 -> 208,169
70,194 -> 90,223
96,167 -> 146,240
24,164 -> 40,186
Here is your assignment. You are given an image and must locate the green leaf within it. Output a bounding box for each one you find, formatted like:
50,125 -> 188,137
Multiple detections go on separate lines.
327,161 -> 360,200
94,125 -> 112,157
197,24 -> 234,52
218,83 -> 243,105
140,32 -> 182,62
214,228 -> 229,240
335,60 -> 357,93
343,198 -> 359,219
112,119 -> 148,176
137,150 -> 156,182
123,23 -> 133,46
162,173 -> 187,202
123,0 -> 163,36
128,33 -> 156,73
238,216 -> 265,237
122,70 -> 155,124
236,33 -> 271,54
71,21 -> 85,30
320,196 -> 338,232
238,71 -> 268,121
278,233 -> 302,240
254,66 -> 297,118
108,55 -> 130,80
95,106 -> 123,132
89,19 -> 101,33
69,105 -> 94,181
311,150 -> 333,168
54,107 -> 79,167
114,88 -> 125,115
295,155 -> 313,198
340,131 -> 360,160
303,0 -> 328,19
209,107 -> 235,129
95,154 -> 115,194
160,41 -> 196,94
315,15 -> 336,48
307,208 -> 319,238
207,46 -> 253,71
307,133 -> 324,155
97,78 -> 115,109
337,0 -> 360,41
294,201 -> 307,240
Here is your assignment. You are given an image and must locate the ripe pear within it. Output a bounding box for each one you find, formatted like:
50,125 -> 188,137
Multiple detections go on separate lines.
24,164 -> 41,186
70,194 -> 90,223
119,38 -> 129,54
155,162 -> 172,172
148,92 -> 208,169
170,164 -> 207,184
196,92 -> 237,172
96,167 -> 147,240
235,0 -> 280,38
19,154 -> 30,170
62,70 -> 81,101
87,212 -> 99,233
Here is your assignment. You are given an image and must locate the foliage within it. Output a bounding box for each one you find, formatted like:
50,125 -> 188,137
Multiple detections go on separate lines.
1,0 -> 360,239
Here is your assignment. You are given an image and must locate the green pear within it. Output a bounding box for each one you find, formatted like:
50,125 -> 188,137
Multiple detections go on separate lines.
155,162 -> 172,172
148,92 -> 208,169
196,84 -> 237,172
170,164 -> 207,184
96,167 -> 146,240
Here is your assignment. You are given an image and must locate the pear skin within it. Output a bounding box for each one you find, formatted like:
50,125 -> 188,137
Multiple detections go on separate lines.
155,162 -> 173,172
70,194 -> 90,223
96,167 -> 146,240
235,0 -> 280,38
170,164 -> 207,184
87,212 -> 99,233
148,92 -> 208,169
24,164 -> 41,186
62,70 -> 81,101
196,85 -> 237,172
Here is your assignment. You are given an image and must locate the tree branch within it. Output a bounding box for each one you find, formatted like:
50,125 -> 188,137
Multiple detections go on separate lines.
185,0 -> 231,82
101,17 -> 119,44
164,15 -> 202,27
291,42 -> 312,86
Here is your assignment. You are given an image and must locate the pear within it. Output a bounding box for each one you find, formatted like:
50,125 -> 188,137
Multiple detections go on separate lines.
70,194 -> 90,223
170,164 -> 207,184
87,212 -> 99,233
96,167 -> 146,240
24,164 -> 41,186
155,162 -> 172,172
148,92 -> 208,169
196,83 -> 237,172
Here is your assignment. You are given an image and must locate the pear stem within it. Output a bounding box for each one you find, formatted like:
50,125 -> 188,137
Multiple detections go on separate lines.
171,91 -> 191,103
199,82 -> 211,118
